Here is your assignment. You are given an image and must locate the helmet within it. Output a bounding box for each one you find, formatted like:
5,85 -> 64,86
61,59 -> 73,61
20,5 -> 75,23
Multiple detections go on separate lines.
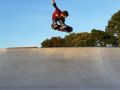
62,11 -> 69,17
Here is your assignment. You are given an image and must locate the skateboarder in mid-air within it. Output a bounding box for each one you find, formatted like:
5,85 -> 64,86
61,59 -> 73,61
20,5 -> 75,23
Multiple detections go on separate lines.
51,0 -> 72,32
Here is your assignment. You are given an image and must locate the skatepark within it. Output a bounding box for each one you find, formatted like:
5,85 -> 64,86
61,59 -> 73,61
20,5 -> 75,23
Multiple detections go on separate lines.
0,48 -> 120,90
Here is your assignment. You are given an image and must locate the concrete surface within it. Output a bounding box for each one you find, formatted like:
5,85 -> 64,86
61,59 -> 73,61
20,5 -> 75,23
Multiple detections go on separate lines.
0,48 -> 120,90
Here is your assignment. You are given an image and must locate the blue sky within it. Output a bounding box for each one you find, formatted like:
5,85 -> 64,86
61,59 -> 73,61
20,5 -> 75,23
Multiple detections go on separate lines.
0,0 -> 120,48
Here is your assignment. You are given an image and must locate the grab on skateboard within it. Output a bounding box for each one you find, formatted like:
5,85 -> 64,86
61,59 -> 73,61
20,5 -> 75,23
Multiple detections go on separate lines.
51,24 -> 73,33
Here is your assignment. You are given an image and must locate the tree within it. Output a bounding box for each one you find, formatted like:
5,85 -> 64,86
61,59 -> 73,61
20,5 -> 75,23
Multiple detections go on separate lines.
64,33 -> 76,47
105,10 -> 120,46
41,39 -> 52,47
106,10 -> 120,33
41,37 -> 64,47
73,32 -> 92,47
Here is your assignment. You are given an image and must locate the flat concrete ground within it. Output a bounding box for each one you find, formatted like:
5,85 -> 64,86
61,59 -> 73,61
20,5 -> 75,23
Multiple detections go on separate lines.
0,48 -> 120,90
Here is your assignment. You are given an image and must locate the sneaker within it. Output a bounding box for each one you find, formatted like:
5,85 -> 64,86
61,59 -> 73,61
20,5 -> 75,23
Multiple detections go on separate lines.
51,24 -> 58,30
53,24 -> 58,28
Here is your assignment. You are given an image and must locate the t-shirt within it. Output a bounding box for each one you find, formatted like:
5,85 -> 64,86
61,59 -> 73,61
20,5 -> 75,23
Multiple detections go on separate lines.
52,3 -> 64,20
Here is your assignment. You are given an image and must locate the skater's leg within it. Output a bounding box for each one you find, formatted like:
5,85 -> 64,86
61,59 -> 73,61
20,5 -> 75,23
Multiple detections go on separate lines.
52,19 -> 58,29
58,19 -> 67,30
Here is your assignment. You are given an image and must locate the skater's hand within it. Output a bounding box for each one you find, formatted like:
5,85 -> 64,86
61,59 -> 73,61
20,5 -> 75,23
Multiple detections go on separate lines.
52,0 -> 55,4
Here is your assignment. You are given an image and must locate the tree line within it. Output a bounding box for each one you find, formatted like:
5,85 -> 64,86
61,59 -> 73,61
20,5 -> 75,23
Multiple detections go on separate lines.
41,10 -> 120,47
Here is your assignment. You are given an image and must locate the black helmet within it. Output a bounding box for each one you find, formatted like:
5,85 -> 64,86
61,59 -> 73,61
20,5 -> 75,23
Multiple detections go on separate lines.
63,11 -> 69,17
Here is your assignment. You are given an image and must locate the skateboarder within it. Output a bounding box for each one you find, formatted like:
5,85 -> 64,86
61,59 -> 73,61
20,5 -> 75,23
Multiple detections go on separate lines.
51,0 -> 69,31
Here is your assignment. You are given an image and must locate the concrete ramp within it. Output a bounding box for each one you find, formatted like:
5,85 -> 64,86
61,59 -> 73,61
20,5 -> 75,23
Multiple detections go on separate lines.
0,48 -> 120,90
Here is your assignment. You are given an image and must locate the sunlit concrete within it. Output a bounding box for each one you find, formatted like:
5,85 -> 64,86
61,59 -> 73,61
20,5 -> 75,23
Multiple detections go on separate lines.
0,48 -> 120,90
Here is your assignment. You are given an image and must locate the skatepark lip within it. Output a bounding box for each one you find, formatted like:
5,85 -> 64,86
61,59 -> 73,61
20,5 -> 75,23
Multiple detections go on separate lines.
3,47 -> 120,49
6,47 -> 39,49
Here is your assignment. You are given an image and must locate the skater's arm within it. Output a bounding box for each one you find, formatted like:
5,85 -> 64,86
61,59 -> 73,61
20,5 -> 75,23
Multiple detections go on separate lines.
52,0 -> 61,12
52,0 -> 58,8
